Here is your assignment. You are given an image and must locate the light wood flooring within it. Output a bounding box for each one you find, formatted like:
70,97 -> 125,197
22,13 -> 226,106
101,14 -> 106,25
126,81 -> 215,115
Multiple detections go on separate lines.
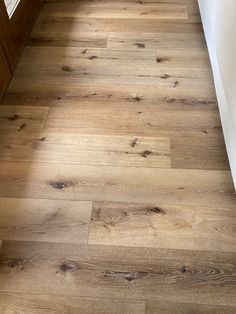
0,0 -> 236,313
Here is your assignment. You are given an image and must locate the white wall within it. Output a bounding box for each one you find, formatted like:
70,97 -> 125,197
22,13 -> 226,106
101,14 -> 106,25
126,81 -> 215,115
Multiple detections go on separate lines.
198,0 -> 236,188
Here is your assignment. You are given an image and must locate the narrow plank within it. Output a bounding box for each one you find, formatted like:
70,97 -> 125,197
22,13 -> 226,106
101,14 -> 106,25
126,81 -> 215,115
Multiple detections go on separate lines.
41,2 -> 188,20
146,300 -> 236,314
0,198 -> 92,244
89,201 -> 236,252
0,292 -> 145,314
0,241 -> 235,306
108,32 -> 206,50
0,132 -> 171,168
0,162 -> 234,208
0,105 -> 49,131
171,133 -> 230,170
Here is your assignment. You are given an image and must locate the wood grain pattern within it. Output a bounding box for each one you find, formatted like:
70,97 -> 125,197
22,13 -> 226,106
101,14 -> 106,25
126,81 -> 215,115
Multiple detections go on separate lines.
0,105 -> 49,131
41,2 -> 188,20
0,162 -> 234,208
0,46 -> 11,97
0,198 -> 92,243
146,300 -> 236,314
0,0 -> 42,70
6,81 -> 217,105
108,32 -> 207,49
0,292 -> 145,314
29,31 -> 109,48
0,0 -> 235,312
171,132 -> 230,170
0,241 -> 235,306
0,132 -> 171,168
9,47 -> 214,95
89,201 -> 236,252
45,104 -> 220,135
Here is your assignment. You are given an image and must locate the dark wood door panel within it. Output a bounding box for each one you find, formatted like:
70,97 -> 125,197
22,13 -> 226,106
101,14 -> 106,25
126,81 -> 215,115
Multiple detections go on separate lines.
0,45 -> 11,96
0,0 -> 42,70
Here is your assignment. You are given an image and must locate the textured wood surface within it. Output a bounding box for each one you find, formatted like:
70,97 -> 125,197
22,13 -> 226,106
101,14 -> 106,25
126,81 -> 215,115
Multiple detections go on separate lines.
0,0 -> 235,313
0,46 -> 11,97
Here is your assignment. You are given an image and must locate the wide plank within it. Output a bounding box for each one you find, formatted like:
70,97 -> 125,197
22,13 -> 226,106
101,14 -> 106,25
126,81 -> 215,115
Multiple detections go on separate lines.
0,241 -> 235,306
29,31 -> 108,48
0,162 -> 234,208
0,292 -> 144,314
146,300 -> 236,314
0,105 -> 49,132
34,17 -> 202,34
6,79 -> 217,103
108,32 -> 206,50
0,292 -> 145,314
41,2 -> 188,20
171,133 -> 230,170
89,201 -> 236,252
11,47 -> 213,85
45,104 -> 221,135
16,46 -> 211,70
0,132 -> 171,168
0,198 -> 92,244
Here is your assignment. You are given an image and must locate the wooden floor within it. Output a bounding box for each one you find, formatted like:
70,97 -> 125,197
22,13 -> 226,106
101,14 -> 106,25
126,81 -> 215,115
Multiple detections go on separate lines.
0,0 -> 236,313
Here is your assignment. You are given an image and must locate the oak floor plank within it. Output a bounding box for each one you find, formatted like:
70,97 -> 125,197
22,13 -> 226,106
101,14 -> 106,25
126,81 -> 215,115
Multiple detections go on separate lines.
16,46 -> 211,70
29,31 -> 109,48
6,79 -> 217,103
146,300 -> 236,314
34,17 -> 203,35
89,201 -> 236,252
0,198 -> 92,244
0,292 -> 145,314
41,2 -> 188,20
0,162 -> 234,208
9,47 -> 214,92
0,105 -> 49,132
9,76 -> 214,96
17,46 -> 157,63
108,32 -> 207,50
45,0 -> 197,4
0,241 -> 235,306
45,104 -> 221,135
171,133 -> 230,170
0,132 -> 171,168
4,75 -> 218,110
0,128 -> 229,171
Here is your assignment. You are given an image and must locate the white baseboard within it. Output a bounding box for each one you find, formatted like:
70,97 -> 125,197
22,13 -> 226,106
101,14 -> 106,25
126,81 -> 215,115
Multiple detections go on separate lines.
198,0 -> 236,188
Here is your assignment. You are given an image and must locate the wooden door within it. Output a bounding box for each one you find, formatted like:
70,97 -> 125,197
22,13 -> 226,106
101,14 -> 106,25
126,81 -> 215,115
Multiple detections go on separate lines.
0,0 -> 42,70
0,45 -> 11,96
